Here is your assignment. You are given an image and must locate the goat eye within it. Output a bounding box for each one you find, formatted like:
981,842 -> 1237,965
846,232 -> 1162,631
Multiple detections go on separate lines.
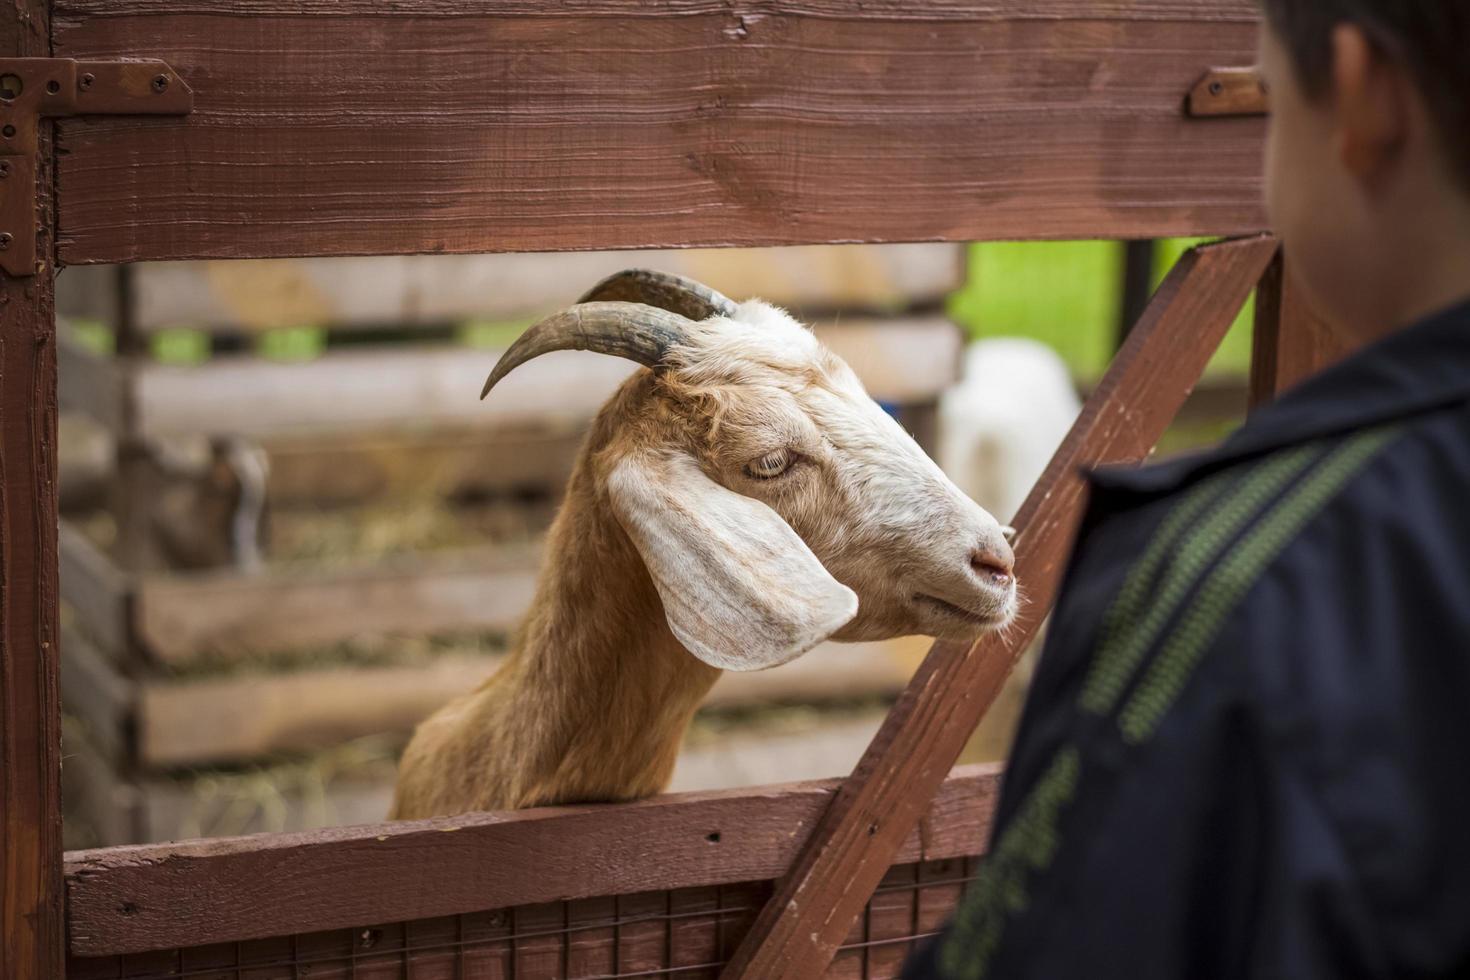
745,449 -> 793,479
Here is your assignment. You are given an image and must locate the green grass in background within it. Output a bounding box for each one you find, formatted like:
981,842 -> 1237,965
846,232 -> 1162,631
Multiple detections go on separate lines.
949,239 -> 1254,378
151,328 -> 210,365
258,327 -> 326,362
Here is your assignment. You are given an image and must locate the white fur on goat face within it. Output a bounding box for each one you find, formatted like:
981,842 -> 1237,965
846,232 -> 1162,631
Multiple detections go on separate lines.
606,300 -> 1017,671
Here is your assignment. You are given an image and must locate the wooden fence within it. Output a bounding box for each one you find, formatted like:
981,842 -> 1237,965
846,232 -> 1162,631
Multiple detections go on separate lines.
0,1 -> 1355,978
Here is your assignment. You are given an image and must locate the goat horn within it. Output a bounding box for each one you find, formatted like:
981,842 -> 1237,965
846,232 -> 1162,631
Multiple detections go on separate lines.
579,269 -> 739,322
480,302 -> 693,400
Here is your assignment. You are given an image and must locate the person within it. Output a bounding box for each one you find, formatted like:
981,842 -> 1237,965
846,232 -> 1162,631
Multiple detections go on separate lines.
905,1 -> 1470,977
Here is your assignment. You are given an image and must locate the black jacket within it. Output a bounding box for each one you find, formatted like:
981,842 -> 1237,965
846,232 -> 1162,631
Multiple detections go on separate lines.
906,299 -> 1470,979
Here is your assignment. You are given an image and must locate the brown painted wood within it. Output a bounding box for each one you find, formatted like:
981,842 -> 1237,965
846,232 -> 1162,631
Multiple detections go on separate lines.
0,4 -> 63,978
721,233 -> 1281,979
54,1 -> 1264,264
1250,251 -> 1358,407
66,858 -> 965,979
64,763 -> 1001,957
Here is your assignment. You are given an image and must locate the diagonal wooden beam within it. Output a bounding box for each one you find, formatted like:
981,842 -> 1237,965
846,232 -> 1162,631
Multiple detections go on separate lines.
720,232 -> 1281,979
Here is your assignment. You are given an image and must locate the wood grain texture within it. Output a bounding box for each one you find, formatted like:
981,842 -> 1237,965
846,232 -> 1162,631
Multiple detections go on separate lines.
1250,251 -> 1358,407
66,857 -> 974,979
134,543 -> 541,664
0,3 -> 63,977
721,234 -> 1281,979
54,0 -> 1264,263
64,763 -> 1002,957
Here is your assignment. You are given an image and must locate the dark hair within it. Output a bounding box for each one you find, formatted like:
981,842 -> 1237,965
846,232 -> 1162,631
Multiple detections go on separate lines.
1261,0 -> 1470,186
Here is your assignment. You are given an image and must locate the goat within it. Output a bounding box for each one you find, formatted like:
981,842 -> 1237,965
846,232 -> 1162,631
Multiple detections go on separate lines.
391,271 -> 1017,819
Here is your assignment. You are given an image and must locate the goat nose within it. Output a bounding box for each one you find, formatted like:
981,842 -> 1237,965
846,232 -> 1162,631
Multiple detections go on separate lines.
971,540 -> 1015,586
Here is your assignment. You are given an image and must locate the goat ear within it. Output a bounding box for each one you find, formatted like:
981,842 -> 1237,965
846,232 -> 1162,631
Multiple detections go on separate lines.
608,452 -> 858,672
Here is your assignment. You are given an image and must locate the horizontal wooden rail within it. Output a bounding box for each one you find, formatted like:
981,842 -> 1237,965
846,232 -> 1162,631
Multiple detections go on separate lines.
135,543 -> 541,665
64,763 -> 1001,957
131,639 -> 920,769
723,233 -> 1282,978
62,318 -> 960,442
55,0 -> 1262,264
56,245 -> 964,334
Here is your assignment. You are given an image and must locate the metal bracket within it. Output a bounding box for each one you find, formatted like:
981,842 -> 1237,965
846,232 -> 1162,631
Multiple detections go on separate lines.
0,58 -> 193,277
1186,67 -> 1269,118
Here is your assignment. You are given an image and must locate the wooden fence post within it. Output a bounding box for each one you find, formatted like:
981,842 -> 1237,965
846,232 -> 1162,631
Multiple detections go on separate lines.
720,234 -> 1280,980
0,1 -> 64,978
1250,251 -> 1356,406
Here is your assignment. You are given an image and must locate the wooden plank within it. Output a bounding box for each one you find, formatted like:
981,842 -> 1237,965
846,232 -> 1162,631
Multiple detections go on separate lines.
721,234 -> 1281,979
0,3 -> 64,976
59,625 -> 136,768
264,425 -> 588,508
63,763 -> 1001,957
134,544 -> 541,665
59,246 -> 965,334
814,319 -> 960,405
54,1 -> 1264,265
58,521 -> 132,659
132,637 -> 922,768
1250,252 -> 1358,407
135,344 -> 633,442
125,316 -> 960,442
56,326 -> 125,435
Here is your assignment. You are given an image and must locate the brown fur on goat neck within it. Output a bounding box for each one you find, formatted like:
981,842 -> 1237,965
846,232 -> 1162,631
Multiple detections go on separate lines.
390,374 -> 720,817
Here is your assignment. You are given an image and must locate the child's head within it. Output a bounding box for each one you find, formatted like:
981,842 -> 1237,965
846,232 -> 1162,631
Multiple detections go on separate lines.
1258,1 -> 1470,338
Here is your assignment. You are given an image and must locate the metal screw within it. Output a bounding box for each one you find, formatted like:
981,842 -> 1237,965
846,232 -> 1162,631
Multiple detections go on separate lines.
79,72 -> 95,91
2,125 -> 14,139
151,74 -> 169,93
0,234 -> 14,251
45,79 -> 59,94
1208,81 -> 1224,96
0,162 -> 10,178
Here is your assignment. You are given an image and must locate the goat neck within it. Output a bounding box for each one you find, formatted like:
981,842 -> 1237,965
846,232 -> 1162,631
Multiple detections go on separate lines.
390,378 -> 718,818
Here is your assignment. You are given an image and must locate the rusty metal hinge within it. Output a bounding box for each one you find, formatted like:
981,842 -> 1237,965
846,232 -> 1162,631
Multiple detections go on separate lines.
1186,67 -> 1269,118
0,58 -> 193,277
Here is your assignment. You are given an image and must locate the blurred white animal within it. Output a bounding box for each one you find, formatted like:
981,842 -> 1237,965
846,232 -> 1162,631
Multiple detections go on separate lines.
937,337 -> 1080,760
938,338 -> 1081,524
